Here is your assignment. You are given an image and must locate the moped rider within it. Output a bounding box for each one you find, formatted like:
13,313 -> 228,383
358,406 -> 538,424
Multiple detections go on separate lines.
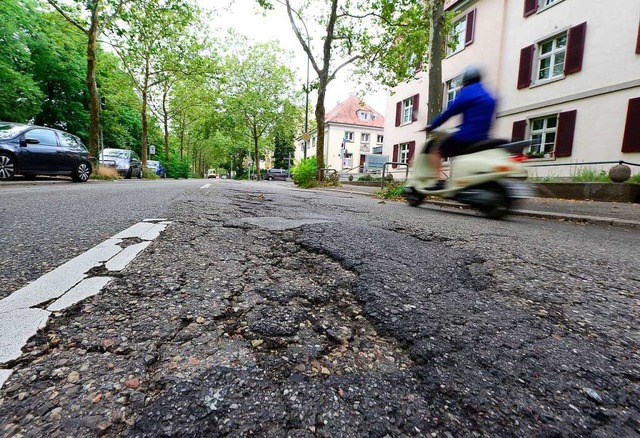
424,65 -> 497,191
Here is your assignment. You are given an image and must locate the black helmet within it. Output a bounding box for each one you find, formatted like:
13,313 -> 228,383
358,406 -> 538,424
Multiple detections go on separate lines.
462,65 -> 482,85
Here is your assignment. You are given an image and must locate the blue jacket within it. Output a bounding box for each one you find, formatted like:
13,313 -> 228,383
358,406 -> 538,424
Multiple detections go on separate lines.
429,82 -> 496,143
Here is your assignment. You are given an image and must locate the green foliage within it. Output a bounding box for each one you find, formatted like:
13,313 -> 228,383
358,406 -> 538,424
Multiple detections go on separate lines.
629,173 -> 640,184
167,156 -> 191,179
571,167 -> 611,183
291,158 -> 318,189
530,173 -> 560,183
142,168 -> 159,179
376,182 -> 405,199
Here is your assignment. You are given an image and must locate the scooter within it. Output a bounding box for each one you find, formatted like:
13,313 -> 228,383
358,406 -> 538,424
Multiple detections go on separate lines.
404,130 -> 535,219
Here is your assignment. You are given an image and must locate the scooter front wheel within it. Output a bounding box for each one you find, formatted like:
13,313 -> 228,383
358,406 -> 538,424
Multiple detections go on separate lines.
404,187 -> 425,207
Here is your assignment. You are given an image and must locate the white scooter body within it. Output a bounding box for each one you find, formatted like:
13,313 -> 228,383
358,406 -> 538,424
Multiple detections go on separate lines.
405,131 -> 534,218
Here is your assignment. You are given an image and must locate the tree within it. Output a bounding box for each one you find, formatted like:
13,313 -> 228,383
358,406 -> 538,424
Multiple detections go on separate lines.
222,40 -> 299,180
0,0 -> 44,122
257,0 -> 430,179
46,0 -> 124,156
106,0 -> 201,165
427,0 -> 444,121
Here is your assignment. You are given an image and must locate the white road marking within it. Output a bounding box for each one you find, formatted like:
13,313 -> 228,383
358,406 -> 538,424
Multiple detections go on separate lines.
0,219 -> 172,385
200,183 -> 211,189
47,277 -> 113,312
105,241 -> 151,272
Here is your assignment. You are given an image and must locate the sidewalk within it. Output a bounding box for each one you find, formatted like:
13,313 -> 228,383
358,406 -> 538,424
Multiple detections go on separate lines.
323,184 -> 640,228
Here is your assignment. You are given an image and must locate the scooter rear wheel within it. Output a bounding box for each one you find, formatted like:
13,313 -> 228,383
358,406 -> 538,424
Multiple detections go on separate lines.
404,187 -> 425,207
478,182 -> 511,219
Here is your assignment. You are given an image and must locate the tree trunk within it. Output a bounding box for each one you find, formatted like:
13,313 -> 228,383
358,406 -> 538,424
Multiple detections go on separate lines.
86,1 -> 101,157
162,87 -> 170,162
141,89 -> 148,165
253,126 -> 261,180
427,0 -> 445,122
315,78 -> 327,180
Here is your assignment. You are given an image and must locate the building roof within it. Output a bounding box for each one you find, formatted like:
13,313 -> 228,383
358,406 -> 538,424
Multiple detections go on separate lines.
325,95 -> 385,128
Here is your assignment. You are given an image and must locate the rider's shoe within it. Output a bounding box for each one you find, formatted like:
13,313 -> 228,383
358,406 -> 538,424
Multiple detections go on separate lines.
425,180 -> 446,191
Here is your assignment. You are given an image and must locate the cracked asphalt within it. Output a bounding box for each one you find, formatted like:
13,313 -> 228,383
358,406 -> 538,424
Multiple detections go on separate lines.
0,179 -> 638,437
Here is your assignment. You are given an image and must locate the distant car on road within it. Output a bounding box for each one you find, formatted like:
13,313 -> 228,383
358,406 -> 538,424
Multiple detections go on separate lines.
145,160 -> 166,178
206,169 -> 217,179
266,168 -> 289,181
0,122 -> 92,182
100,148 -> 142,179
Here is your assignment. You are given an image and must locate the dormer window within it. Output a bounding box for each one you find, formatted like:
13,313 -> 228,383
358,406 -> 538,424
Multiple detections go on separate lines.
358,111 -> 373,121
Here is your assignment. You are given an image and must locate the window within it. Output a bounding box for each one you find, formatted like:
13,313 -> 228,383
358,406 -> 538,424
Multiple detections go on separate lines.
373,146 -> 383,154
395,94 -> 419,126
400,143 -> 410,163
392,141 -> 415,168
543,0 -> 559,5
376,134 -> 384,145
24,129 -> 58,146
446,75 -> 463,106
447,17 -> 467,56
537,33 -> 567,81
402,98 -> 413,125
312,136 -> 317,148
446,9 -> 475,56
517,22 -> 586,89
528,115 -> 558,157
344,131 -> 354,142
622,97 -> 640,153
358,111 -> 372,121
361,133 -> 370,143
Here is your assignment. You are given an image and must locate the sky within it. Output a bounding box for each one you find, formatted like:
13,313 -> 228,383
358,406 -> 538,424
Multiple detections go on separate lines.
195,0 -> 388,116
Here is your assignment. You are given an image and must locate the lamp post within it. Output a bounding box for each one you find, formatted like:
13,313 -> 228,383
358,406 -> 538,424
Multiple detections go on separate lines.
304,50 -> 309,160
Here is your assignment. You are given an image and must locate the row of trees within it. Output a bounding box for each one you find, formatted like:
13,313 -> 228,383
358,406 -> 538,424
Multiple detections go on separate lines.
1,0 -> 302,179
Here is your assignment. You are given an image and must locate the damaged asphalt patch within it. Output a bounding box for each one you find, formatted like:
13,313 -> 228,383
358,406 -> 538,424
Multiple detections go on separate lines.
0,183 -> 638,437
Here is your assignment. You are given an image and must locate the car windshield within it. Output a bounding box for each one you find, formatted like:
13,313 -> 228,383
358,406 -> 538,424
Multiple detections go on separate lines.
0,123 -> 26,140
102,149 -> 130,159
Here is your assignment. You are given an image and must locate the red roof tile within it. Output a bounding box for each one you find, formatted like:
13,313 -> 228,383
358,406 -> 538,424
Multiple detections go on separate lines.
325,96 -> 385,128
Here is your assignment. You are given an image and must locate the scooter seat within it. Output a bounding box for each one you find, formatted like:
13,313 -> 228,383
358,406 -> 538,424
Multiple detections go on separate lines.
457,139 -> 509,156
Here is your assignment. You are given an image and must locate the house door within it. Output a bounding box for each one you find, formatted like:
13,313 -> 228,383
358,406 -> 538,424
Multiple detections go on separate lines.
359,154 -> 366,173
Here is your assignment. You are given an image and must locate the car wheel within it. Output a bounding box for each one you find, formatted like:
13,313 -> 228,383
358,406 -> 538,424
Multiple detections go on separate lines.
268,176 -> 274,181
0,153 -> 17,181
137,168 -> 143,179
125,168 -> 132,179
72,161 -> 91,182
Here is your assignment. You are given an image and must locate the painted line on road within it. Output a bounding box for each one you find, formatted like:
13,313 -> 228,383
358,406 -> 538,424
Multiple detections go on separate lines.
200,183 -> 211,189
0,219 -> 172,387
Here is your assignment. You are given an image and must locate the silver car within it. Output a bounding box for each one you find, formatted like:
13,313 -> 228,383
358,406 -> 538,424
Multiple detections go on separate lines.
99,148 -> 142,179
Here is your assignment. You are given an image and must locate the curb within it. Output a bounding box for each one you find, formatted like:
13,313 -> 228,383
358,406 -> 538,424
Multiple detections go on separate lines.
324,188 -> 640,229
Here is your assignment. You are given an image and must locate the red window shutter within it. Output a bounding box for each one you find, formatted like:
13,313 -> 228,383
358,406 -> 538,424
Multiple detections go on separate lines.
392,144 -> 399,168
395,102 -> 402,127
465,9 -> 476,45
412,94 -> 419,122
622,97 -> 640,152
636,20 -> 640,54
517,45 -> 535,89
565,22 -> 587,75
511,120 -> 527,141
555,110 -> 577,158
408,141 -> 416,163
523,0 -> 538,17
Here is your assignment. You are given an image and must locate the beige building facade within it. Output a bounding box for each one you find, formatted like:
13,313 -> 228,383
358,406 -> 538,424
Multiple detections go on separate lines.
295,96 -> 385,174
383,0 -> 640,178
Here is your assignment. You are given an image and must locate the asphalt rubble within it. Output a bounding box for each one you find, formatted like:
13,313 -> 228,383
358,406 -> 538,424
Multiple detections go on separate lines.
0,183 -> 638,437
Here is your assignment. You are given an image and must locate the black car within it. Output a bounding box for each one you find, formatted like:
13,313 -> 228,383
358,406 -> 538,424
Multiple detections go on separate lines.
0,122 -> 92,182
266,168 -> 290,181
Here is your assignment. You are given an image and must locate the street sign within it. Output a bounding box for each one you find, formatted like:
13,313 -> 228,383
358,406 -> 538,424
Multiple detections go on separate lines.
149,145 -> 156,155
302,132 -> 311,142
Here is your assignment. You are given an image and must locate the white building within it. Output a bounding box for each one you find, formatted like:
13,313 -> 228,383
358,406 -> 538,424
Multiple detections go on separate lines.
383,0 -> 640,178
296,96 -> 385,174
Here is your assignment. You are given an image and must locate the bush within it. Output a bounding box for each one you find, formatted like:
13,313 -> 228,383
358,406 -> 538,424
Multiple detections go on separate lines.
142,168 -> 159,179
630,173 -> 640,184
291,158 -> 317,188
376,182 -> 405,199
571,167 -> 610,183
91,166 -> 120,180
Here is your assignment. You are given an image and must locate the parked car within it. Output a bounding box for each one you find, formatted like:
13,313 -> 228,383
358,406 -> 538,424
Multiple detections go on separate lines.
0,122 -> 92,182
145,160 -> 166,178
266,168 -> 289,181
206,169 -> 217,179
99,148 -> 142,179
